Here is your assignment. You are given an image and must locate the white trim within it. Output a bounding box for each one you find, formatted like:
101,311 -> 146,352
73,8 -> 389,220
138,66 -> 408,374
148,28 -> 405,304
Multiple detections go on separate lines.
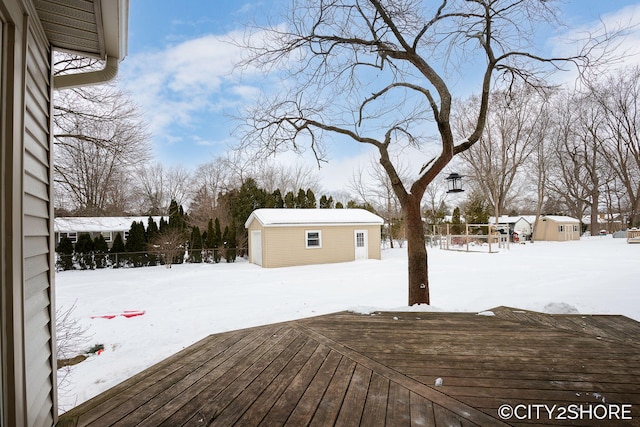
305,230 -> 322,249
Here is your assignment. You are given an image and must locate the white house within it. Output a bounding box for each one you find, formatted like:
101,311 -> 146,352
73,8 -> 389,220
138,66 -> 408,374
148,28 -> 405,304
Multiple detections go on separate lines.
245,209 -> 384,268
490,215 -> 535,240
54,216 -> 165,247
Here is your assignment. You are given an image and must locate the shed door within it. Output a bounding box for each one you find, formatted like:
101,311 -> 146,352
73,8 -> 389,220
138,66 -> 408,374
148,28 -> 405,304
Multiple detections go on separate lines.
251,230 -> 262,266
354,230 -> 368,260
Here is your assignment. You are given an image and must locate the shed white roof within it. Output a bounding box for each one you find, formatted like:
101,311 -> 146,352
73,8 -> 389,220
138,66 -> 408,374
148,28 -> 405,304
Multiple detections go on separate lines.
540,215 -> 580,223
245,209 -> 384,228
54,216 -> 164,233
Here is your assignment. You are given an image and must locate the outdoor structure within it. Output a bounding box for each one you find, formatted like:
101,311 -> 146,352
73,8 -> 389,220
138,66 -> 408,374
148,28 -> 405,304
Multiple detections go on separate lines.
54,216 -> 164,248
57,308 -> 640,426
627,228 -> 640,243
245,208 -> 384,268
490,215 -> 534,241
0,1 -> 128,426
533,215 -> 581,241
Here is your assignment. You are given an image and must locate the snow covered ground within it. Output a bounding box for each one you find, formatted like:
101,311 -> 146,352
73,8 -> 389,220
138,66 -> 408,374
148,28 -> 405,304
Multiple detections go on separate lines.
55,236 -> 640,412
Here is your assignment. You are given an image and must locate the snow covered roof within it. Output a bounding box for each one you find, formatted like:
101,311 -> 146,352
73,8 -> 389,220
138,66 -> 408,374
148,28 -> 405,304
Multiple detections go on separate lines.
54,216 -> 165,233
490,216 -> 534,225
540,215 -> 580,223
245,209 -> 384,228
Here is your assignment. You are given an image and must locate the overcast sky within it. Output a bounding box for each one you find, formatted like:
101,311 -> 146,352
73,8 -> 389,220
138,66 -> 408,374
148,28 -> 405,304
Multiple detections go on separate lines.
118,1 -> 640,193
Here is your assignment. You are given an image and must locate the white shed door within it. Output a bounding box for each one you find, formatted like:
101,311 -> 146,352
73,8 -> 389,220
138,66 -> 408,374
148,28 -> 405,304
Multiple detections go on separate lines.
251,230 -> 262,266
354,230 -> 368,260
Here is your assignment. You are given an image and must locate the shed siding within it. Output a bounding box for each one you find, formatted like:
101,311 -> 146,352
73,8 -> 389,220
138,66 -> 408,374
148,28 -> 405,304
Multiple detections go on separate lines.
257,224 -> 381,268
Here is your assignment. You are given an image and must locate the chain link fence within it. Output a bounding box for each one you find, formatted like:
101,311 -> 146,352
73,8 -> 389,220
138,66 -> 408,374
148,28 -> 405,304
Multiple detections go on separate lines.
55,248 -> 248,272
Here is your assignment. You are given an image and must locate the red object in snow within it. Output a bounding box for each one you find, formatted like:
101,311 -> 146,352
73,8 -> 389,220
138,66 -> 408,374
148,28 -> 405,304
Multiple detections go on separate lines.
91,314 -> 117,319
121,310 -> 145,318
91,310 -> 145,319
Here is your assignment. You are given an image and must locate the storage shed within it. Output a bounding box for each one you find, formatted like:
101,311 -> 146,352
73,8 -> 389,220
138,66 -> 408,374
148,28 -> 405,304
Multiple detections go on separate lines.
533,215 -> 581,241
245,209 -> 384,268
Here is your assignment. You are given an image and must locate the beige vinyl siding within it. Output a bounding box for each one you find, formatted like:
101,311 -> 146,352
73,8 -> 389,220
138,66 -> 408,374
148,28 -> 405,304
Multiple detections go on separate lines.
258,224 -> 381,268
22,10 -> 55,427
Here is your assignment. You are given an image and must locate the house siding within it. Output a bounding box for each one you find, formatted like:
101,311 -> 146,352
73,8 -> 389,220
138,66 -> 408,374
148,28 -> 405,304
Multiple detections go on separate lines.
23,10 -> 55,427
1,1 -> 55,425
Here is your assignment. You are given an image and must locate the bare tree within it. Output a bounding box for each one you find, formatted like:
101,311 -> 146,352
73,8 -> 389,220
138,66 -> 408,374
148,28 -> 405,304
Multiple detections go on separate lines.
240,0 -> 605,305
545,90 -> 612,233
135,163 -> 193,215
53,84 -> 151,215
592,66 -> 640,227
150,228 -> 187,268
455,86 -> 549,221
349,156 -> 407,247
53,54 -> 151,216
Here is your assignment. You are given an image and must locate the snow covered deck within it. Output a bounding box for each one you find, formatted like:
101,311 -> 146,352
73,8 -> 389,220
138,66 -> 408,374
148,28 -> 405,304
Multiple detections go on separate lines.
56,308 -> 640,426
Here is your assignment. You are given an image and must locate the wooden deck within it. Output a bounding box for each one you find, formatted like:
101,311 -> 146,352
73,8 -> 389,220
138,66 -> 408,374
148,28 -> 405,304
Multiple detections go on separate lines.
57,308 -> 640,426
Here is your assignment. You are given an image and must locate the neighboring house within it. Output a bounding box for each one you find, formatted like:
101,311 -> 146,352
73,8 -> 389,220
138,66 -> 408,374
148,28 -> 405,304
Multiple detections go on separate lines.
0,1 -> 128,426
54,216 -> 165,248
245,209 -> 384,268
490,215 -> 535,240
533,215 -> 581,241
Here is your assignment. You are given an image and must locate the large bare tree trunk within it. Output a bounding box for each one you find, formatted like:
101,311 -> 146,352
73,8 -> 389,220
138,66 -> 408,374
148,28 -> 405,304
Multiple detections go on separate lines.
405,197 -> 429,305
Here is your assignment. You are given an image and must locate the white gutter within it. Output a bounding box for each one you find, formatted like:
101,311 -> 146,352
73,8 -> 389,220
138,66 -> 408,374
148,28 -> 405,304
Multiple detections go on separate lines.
53,55 -> 119,90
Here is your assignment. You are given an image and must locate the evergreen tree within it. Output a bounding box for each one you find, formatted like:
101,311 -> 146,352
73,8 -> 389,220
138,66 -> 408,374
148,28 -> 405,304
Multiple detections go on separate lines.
189,226 -> 203,263
126,221 -> 147,267
110,232 -> 126,268
224,221 -> 237,262
168,199 -> 186,231
271,189 -> 284,208
319,195 -> 334,209
464,191 -> 491,233
296,188 -> 307,208
284,191 -> 296,208
166,200 -> 187,263
335,201 -> 344,209
74,233 -> 95,270
146,216 -> 160,266
451,207 -> 463,235
306,188 -> 316,208
146,216 -> 159,242
56,236 -> 74,271
214,218 -> 223,263
93,235 -> 109,269
231,178 -> 267,224
205,218 -> 215,262
159,217 -> 168,233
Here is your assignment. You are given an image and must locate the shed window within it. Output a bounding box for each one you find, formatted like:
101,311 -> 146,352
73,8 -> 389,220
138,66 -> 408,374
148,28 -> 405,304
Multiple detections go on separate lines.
306,230 -> 322,248
558,225 -> 565,232
101,231 -> 113,243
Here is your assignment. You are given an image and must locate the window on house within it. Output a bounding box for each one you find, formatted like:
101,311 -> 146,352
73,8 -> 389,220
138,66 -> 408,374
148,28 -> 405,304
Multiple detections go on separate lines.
101,231 -> 112,243
60,232 -> 78,243
305,230 -> 321,248
124,231 -> 129,241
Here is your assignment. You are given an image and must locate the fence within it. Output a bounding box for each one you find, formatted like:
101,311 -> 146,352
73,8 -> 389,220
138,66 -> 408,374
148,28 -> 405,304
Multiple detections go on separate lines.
55,248 -> 248,271
426,223 -> 510,253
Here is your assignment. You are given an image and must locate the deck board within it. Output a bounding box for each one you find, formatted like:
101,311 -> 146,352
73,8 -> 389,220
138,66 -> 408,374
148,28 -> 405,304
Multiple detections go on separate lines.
57,309 -> 640,427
